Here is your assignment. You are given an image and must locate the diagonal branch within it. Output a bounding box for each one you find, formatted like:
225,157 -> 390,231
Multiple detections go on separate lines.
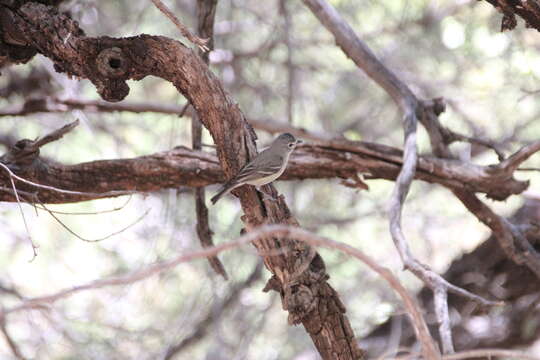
192,0 -> 227,280
0,316 -> 25,360
163,263 -> 262,359
301,0 -> 538,356
302,0 -> 444,356
150,0 -> 209,51
1,224 -> 435,357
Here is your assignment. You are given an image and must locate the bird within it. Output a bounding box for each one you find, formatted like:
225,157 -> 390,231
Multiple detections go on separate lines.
210,133 -> 302,204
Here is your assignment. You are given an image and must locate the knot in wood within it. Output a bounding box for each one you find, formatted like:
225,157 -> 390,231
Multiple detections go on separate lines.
96,47 -> 128,78
0,139 -> 40,169
432,97 -> 446,115
284,282 -> 317,324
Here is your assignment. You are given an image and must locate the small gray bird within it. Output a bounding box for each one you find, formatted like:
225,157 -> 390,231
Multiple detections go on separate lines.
210,133 -> 301,204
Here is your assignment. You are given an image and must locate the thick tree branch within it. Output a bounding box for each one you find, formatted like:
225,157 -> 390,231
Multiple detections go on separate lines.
1,3 -> 363,358
483,0 -> 540,32
0,132 -> 536,204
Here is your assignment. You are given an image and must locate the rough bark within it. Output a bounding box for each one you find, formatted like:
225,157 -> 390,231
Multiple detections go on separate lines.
483,0 -> 540,31
191,0 -> 228,280
0,2 -> 364,358
0,136 -> 533,204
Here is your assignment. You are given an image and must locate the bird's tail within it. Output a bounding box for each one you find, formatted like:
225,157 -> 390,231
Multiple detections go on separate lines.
210,181 -> 238,204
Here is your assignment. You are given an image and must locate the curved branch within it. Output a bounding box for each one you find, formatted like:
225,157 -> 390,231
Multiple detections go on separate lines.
1,224 -> 436,358
2,2 -> 363,358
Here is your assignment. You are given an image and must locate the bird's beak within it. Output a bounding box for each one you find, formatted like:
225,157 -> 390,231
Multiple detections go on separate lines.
296,139 -> 303,144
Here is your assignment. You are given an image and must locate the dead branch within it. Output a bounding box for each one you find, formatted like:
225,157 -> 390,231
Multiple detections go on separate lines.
150,0 -> 209,51
364,198 -> 540,355
0,317 -> 25,360
1,224 -> 435,358
192,0 -> 227,280
482,0 -> 540,32
301,0 -> 540,355
0,122 -> 536,205
163,263 -> 262,359
302,0 -> 437,356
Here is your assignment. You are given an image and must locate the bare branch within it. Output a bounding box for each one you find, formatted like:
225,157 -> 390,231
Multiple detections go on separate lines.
33,120 -> 79,148
6,167 -> 38,261
192,0 -> 227,280
163,263 -> 262,359
495,141 -> 540,175
302,1 -> 442,356
3,5 -> 363,357
150,0 -> 209,51
0,135 -> 533,205
0,317 -> 25,360
443,349 -> 540,360
2,224 -> 437,358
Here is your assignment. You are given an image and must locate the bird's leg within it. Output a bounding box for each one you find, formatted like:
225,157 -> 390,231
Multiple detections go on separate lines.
255,186 -> 278,202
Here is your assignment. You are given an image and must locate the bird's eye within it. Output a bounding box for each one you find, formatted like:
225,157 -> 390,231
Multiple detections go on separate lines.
288,143 -> 295,148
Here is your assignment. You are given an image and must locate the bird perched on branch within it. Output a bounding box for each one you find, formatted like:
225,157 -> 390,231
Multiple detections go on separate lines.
210,133 -> 302,204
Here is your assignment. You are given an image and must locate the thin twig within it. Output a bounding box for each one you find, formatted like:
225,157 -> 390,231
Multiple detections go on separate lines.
443,349 -> 540,360
33,120 -> 79,148
39,202 -> 150,243
33,195 -> 133,215
192,0 -> 227,280
150,0 -> 209,51
7,171 -> 38,261
0,316 -> 25,360
517,167 -> 540,171
0,162 -> 135,199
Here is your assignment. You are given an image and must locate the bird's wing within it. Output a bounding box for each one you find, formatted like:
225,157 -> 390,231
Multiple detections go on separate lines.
234,149 -> 284,183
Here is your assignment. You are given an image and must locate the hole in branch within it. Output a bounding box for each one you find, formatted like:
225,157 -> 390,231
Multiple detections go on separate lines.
108,58 -> 122,69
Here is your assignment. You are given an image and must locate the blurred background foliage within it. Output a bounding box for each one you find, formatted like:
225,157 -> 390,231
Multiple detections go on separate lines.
1,0 -> 540,359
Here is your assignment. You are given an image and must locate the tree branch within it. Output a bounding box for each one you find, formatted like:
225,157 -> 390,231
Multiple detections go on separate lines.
0,133 -> 536,204
1,224 -> 434,358
0,316 -> 25,360
301,0 -> 540,356
0,113 -> 536,207
191,0 -> 227,280
150,0 -> 209,51
1,3 -> 363,358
